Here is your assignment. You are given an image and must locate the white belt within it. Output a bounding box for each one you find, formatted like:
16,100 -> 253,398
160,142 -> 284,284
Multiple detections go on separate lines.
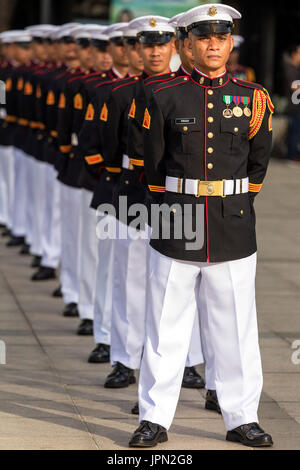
122,154 -> 134,170
0,108 -> 7,120
166,176 -> 249,198
71,133 -> 78,147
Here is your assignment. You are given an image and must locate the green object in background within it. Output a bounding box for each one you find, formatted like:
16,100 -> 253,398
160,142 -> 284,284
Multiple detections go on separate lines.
110,0 -> 221,22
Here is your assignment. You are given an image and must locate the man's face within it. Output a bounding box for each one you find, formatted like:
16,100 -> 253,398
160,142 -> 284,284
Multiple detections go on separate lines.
76,44 -> 93,70
176,37 -> 194,73
109,41 -> 129,67
15,45 -> 33,64
31,40 -> 48,62
61,41 -> 77,62
91,46 -> 113,72
139,39 -> 175,75
125,43 -> 144,73
189,33 -> 234,72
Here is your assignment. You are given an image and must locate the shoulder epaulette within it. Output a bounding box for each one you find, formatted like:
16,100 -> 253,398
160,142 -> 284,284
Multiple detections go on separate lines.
154,75 -> 190,94
144,72 -> 177,87
112,76 -> 140,93
231,77 -> 264,91
67,74 -> 85,84
95,79 -> 115,89
232,77 -> 274,114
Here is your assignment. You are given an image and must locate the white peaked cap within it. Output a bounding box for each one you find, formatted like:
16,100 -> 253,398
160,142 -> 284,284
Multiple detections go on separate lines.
105,23 -> 129,39
232,35 -> 244,48
0,30 -> 32,43
168,12 -> 186,28
129,16 -> 175,34
180,4 -> 242,28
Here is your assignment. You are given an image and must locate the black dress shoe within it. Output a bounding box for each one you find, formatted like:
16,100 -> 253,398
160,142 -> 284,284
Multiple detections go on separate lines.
31,255 -> 42,268
20,243 -> 30,255
31,267 -> 56,281
6,236 -> 24,247
88,344 -> 110,363
52,285 -> 62,298
129,421 -> 168,448
2,228 -> 11,237
77,319 -> 93,336
63,303 -> 79,318
226,423 -> 273,447
104,362 -> 136,389
182,366 -> 205,389
205,390 -> 222,414
131,402 -> 139,415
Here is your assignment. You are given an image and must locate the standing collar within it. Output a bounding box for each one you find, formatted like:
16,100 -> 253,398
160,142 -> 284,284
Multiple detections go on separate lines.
191,67 -> 229,88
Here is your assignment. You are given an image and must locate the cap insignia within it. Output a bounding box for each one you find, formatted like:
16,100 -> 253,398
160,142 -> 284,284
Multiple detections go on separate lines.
208,6 -> 218,16
150,18 -> 157,28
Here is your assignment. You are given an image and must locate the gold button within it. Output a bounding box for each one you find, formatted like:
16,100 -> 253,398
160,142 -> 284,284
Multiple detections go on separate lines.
183,77 -> 188,81
125,180 -> 129,185
101,73 -> 106,78
183,126 -> 188,132
234,127 -> 239,133
240,210 -> 244,215
208,117 -> 214,123
171,73 -> 175,77
134,76 -> 139,80
70,152 -> 74,158
106,176 -> 111,182
208,132 -> 214,139
208,89 -> 213,95
207,147 -> 214,154
207,163 -> 214,170
208,103 -> 214,109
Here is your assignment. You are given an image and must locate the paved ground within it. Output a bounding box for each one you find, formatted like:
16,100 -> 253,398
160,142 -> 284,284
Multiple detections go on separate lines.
0,159 -> 300,450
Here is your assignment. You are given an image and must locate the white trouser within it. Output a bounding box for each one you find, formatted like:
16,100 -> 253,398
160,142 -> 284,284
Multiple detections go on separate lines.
110,222 -> 204,371
11,148 -> 28,237
78,189 -> 98,320
60,183 -> 82,305
110,222 -> 150,370
0,145 -> 14,228
24,155 -> 34,246
139,248 -> 262,432
41,165 -> 61,269
93,214 -> 115,345
29,159 -> 47,257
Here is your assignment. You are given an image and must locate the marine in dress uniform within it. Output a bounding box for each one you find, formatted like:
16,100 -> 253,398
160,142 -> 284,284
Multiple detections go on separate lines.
101,17 -> 205,396
130,4 -> 274,448
77,23 -> 130,360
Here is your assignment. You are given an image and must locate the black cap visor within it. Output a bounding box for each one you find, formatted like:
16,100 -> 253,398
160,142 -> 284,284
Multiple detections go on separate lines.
91,39 -> 109,51
138,31 -> 174,45
110,37 -> 124,46
177,28 -> 188,41
59,36 -> 75,44
75,38 -> 91,48
16,42 -> 31,49
124,37 -> 139,46
188,21 -> 233,36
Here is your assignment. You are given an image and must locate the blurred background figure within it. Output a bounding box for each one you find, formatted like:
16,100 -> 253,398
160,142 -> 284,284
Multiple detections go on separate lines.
227,35 -> 256,82
283,44 -> 300,163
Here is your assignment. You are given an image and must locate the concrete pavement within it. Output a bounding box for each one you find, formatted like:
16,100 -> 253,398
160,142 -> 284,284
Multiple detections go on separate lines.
0,159 -> 300,450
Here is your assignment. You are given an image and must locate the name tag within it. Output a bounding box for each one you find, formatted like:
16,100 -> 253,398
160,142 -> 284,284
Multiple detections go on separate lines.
175,118 -> 196,125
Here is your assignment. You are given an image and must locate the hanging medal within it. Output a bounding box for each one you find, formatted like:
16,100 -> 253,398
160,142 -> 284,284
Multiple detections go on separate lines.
243,96 -> 252,117
233,96 -> 243,117
223,95 -> 233,119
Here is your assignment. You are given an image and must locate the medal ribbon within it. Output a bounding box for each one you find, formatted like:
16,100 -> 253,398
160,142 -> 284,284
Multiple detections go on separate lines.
223,96 -> 233,105
243,96 -> 251,106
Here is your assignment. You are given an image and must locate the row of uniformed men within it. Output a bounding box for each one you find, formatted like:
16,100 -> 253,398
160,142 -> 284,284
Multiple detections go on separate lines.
0,14 -> 217,412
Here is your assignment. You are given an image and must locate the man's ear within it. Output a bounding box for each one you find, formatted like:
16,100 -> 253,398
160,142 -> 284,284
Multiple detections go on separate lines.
187,33 -> 193,53
170,37 -> 177,55
229,35 -> 234,53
